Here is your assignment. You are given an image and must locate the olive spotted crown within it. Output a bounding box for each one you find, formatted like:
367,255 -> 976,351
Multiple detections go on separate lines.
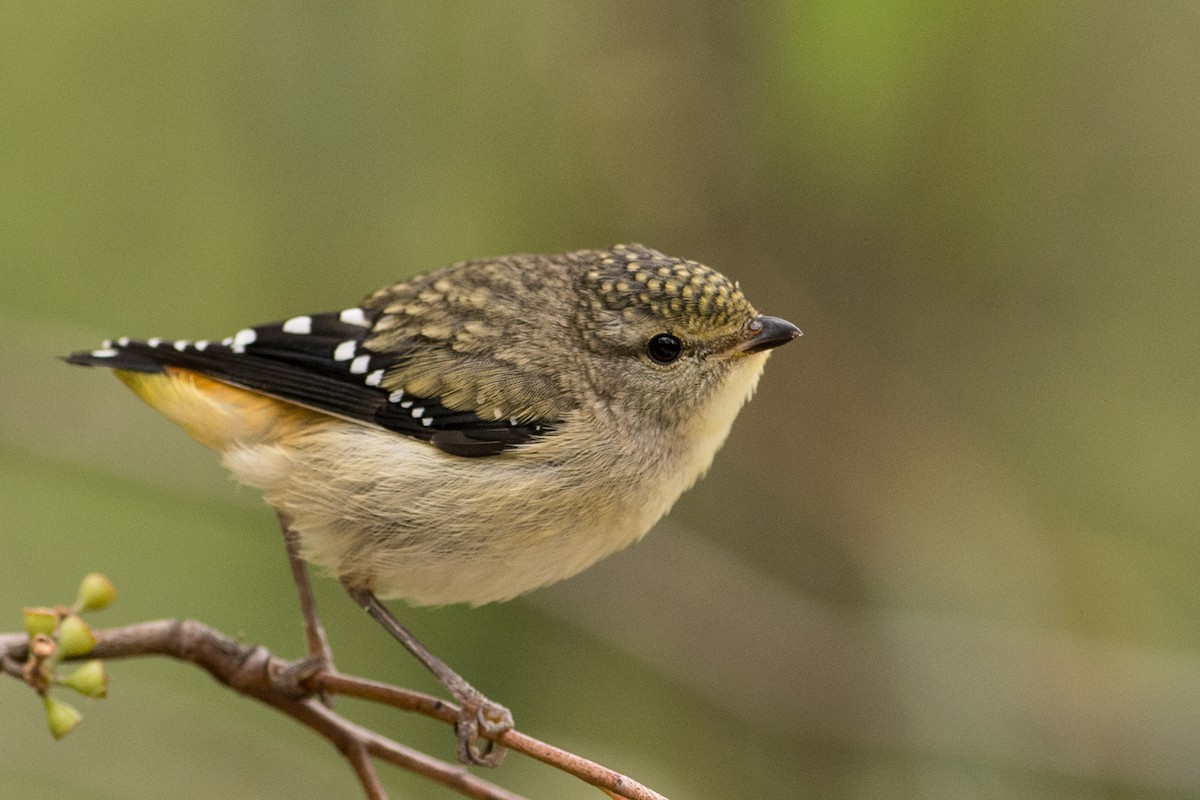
575,243 -> 758,339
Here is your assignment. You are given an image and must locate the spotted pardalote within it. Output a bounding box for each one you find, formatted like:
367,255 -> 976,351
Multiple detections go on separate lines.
66,244 -> 800,607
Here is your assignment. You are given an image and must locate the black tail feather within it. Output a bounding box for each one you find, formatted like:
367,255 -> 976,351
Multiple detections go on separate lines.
62,348 -> 166,372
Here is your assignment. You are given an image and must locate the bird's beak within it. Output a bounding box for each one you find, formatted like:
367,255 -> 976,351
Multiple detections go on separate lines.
735,315 -> 802,355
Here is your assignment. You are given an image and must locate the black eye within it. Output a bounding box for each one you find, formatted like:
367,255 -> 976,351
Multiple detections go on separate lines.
646,333 -> 682,364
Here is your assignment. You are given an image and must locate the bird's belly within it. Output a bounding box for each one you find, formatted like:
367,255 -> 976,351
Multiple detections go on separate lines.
220,352 -> 769,606
221,423 -> 679,606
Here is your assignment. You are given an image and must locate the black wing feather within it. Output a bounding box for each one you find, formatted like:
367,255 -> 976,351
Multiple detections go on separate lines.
65,309 -> 557,457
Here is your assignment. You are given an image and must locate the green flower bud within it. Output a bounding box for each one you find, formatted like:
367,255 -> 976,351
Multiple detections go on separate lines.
61,660 -> 108,698
23,607 -> 59,638
58,614 -> 97,657
75,573 -> 117,612
44,695 -> 82,739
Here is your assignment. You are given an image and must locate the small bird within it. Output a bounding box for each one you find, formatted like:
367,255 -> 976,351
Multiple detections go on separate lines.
66,243 -> 800,764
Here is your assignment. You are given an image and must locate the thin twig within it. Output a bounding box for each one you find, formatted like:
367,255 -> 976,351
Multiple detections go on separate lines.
345,739 -> 388,800
318,673 -> 670,800
0,621 -> 666,800
0,622 -> 520,800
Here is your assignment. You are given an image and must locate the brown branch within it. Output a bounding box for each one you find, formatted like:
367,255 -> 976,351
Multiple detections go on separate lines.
0,620 -> 667,800
317,673 -> 669,800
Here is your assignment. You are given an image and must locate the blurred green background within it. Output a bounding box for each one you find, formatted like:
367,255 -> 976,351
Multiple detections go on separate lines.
2,3 -> 1198,799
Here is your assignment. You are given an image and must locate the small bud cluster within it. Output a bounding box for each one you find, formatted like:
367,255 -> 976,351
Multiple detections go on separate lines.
20,572 -> 117,739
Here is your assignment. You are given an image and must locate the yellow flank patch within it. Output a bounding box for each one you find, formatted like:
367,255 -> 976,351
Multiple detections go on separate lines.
114,368 -> 319,451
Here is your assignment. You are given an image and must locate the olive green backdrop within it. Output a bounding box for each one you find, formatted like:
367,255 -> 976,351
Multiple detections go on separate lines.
3,3 -> 1198,799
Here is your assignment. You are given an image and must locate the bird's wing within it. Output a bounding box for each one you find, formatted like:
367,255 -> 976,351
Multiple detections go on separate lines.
65,306 -> 556,458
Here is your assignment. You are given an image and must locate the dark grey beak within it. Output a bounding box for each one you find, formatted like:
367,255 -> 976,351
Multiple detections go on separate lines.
737,315 -> 802,355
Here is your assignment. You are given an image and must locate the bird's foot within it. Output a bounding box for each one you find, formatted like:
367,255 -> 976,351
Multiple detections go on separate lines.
275,652 -> 337,707
454,691 -> 513,767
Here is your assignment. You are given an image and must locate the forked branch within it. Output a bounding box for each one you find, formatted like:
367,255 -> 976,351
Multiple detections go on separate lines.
0,620 -> 667,800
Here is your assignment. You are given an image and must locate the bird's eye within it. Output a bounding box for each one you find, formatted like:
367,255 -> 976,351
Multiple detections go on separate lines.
646,333 -> 682,364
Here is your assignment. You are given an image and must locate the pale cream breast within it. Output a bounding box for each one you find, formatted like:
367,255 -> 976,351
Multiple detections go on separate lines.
220,351 -> 770,606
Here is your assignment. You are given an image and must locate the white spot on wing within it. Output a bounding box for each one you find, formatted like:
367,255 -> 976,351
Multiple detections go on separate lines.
366,369 -> 384,386
388,390 -> 405,403
283,315 -> 312,334
91,348 -> 119,358
422,418 -> 433,427
349,354 -> 370,374
333,340 -> 356,361
173,340 -> 190,351
195,340 -> 209,351
411,407 -> 424,418
339,307 -> 369,327
117,337 -> 130,346
147,337 -> 162,347
233,328 -> 257,347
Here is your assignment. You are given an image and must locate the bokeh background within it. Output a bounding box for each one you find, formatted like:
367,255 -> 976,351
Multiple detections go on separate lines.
3,4 -> 1198,799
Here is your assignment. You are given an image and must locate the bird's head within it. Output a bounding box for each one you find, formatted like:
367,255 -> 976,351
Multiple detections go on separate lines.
571,244 -> 800,428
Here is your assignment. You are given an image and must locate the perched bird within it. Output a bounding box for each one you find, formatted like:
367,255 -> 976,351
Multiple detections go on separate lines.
66,243 -> 800,764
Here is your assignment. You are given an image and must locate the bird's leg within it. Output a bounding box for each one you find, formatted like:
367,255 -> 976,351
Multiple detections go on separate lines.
276,513 -> 336,700
344,585 -> 512,767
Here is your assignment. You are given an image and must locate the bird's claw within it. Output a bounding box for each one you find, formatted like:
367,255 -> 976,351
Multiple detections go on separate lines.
454,694 -> 513,767
274,653 -> 336,707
